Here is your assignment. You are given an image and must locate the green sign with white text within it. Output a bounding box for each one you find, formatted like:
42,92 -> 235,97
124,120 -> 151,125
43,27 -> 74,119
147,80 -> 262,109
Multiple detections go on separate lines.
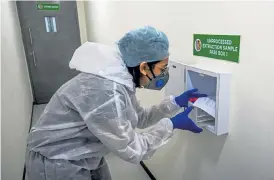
37,3 -> 60,11
193,34 -> 240,63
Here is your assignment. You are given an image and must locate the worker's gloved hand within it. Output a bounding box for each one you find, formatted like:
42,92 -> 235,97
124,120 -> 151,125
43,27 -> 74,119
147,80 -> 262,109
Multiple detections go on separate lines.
175,88 -> 207,107
170,107 -> 203,133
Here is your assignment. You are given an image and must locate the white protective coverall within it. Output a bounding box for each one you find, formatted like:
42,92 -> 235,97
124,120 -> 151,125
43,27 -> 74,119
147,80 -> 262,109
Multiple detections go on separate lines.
26,42 -> 181,180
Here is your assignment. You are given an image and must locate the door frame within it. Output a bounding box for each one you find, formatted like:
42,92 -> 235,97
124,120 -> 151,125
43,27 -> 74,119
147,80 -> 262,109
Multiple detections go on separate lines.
16,2 -> 38,102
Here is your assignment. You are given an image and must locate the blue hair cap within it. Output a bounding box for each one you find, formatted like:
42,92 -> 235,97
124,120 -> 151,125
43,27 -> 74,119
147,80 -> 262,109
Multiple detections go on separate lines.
118,26 -> 169,67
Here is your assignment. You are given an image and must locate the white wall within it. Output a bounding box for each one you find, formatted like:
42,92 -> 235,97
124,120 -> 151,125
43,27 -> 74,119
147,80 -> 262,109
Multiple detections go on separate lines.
1,1 -> 33,180
86,2 -> 274,180
76,1 -> 88,44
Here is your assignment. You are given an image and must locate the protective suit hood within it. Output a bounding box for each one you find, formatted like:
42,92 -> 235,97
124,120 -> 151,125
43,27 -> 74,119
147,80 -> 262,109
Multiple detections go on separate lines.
69,42 -> 134,91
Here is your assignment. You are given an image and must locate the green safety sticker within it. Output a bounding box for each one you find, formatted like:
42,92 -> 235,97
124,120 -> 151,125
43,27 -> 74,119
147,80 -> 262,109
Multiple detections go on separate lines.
193,34 -> 241,63
37,3 -> 60,11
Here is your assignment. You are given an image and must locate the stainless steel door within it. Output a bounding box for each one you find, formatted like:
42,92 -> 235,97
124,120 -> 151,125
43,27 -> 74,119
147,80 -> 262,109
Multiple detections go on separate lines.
17,1 -> 81,103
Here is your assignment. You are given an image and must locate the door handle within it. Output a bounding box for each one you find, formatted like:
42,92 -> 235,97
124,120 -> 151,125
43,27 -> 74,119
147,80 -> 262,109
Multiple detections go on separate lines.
32,50 -> 37,67
28,28 -> 33,45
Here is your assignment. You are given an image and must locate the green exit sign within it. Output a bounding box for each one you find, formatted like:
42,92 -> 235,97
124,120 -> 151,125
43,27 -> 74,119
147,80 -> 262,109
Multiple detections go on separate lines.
37,3 -> 60,11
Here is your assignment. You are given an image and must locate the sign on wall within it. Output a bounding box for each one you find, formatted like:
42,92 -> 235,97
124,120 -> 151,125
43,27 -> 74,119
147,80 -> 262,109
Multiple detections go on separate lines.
37,3 -> 60,11
193,34 -> 241,63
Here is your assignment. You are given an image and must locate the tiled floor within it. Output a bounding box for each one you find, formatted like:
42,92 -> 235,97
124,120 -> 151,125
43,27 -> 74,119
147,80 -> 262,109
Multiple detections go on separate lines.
28,104 -> 151,180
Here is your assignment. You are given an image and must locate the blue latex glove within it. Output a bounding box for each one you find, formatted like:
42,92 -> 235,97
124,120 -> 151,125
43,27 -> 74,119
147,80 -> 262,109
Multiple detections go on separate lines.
175,88 -> 207,108
170,106 -> 203,133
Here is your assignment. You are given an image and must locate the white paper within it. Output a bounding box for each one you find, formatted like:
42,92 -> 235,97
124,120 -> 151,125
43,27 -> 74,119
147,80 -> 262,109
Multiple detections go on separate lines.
193,97 -> 216,118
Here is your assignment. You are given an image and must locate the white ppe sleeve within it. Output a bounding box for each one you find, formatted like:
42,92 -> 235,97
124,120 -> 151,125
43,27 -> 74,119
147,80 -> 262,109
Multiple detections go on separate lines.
134,95 -> 181,129
74,86 -> 175,164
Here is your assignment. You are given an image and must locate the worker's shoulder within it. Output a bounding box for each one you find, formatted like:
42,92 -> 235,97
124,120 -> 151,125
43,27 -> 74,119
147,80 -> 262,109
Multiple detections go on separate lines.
60,73 -> 130,95
54,73 -> 135,108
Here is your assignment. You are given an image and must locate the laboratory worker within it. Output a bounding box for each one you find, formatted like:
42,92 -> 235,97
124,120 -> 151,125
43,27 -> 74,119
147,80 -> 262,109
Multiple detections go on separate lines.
26,26 -> 206,180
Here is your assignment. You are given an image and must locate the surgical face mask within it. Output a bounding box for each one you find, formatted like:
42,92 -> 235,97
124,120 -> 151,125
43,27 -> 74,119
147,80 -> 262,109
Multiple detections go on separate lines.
143,67 -> 169,90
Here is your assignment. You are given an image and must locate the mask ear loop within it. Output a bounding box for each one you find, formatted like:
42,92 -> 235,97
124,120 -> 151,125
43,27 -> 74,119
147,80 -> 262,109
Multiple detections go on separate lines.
146,63 -> 156,80
146,75 -> 152,81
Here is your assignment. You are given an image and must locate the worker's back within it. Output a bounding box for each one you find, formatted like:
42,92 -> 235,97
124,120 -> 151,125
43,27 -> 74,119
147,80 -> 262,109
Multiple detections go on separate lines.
27,72 -> 127,169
